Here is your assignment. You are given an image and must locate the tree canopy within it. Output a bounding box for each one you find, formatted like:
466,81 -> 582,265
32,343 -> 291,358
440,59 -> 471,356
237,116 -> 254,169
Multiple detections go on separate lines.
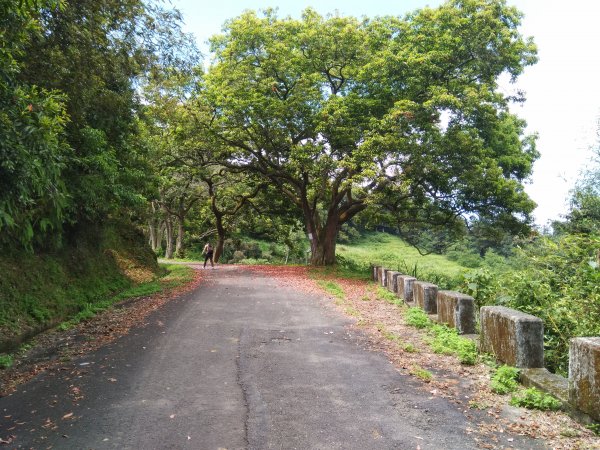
0,0 -> 197,250
198,0 -> 539,265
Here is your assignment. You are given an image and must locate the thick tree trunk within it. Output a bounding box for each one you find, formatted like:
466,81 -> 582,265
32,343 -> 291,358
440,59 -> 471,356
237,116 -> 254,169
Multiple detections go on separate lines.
309,214 -> 339,266
214,236 -> 225,263
213,216 -> 226,263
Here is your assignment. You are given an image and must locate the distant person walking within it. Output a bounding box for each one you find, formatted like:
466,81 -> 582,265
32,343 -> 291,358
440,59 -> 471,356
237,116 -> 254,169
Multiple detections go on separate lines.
202,242 -> 214,268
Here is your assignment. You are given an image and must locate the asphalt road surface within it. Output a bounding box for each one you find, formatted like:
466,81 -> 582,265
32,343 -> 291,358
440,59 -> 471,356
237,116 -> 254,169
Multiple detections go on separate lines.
0,266 -> 544,449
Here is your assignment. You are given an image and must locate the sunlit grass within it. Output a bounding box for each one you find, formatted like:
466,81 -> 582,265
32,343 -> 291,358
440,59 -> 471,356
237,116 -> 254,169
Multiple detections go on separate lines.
337,232 -> 469,287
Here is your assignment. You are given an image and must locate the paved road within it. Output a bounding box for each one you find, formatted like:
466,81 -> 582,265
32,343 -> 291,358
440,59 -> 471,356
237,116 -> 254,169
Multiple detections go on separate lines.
0,267 -> 543,449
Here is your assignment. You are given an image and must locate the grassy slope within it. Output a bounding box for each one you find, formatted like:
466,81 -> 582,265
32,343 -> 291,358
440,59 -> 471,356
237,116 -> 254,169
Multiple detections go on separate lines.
0,222 -> 162,346
337,232 -> 470,287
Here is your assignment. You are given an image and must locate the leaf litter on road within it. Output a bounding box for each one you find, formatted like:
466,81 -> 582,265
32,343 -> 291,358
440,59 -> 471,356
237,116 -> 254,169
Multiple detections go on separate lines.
241,265 -> 600,450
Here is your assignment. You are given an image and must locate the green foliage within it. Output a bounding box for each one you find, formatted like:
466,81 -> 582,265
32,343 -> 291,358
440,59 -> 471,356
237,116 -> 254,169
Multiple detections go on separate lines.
405,308 -> 431,329
402,308 -> 477,364
490,365 -> 520,394
376,287 -> 402,306
587,423 -> 600,436
495,234 -> 600,375
1,0 -> 198,250
427,324 -> 478,365
0,0 -> 70,248
0,354 -> 13,369
56,264 -> 192,331
317,280 -> 345,299
411,366 -> 433,382
403,343 -> 417,353
202,2 -> 538,265
509,388 -> 562,411
460,268 -> 500,311
337,232 -> 467,288
0,222 -> 160,339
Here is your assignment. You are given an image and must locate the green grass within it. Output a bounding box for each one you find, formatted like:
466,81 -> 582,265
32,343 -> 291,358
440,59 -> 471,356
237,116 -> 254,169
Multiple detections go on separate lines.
405,307 -> 430,328
376,286 -> 403,306
316,280 -> 346,299
403,307 -> 478,365
0,222 -> 160,339
56,264 -> 194,331
411,365 -> 433,382
337,232 -> 469,288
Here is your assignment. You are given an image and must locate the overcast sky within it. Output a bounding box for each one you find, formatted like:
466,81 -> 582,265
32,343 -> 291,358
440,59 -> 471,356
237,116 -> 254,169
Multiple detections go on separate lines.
172,0 -> 600,227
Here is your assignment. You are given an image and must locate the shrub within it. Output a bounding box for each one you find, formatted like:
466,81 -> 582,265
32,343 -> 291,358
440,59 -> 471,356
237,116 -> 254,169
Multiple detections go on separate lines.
0,354 -> 13,369
509,388 -> 562,411
497,234 -> 600,375
231,250 -> 246,263
427,324 -> 478,365
405,307 -> 430,329
490,365 -> 520,394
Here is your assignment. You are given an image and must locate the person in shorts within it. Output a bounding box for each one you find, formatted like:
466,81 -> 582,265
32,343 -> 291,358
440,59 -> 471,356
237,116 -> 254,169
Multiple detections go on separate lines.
202,242 -> 214,268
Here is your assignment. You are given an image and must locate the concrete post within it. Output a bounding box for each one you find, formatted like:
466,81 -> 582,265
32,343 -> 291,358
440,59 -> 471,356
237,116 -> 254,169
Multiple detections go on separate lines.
381,268 -> 389,287
480,306 -> 544,368
372,266 -> 379,282
387,271 -> 402,293
569,337 -> 600,421
436,291 -> 476,334
396,275 -> 416,304
386,271 -> 401,293
413,282 -> 438,314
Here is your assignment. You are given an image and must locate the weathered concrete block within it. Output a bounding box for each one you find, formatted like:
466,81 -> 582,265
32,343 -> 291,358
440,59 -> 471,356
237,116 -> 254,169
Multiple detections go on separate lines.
372,266 -> 379,282
384,269 -> 393,288
569,337 -> 600,421
436,291 -> 476,334
521,368 -> 568,405
386,271 -> 401,293
396,275 -> 416,303
381,268 -> 390,287
413,281 -> 438,314
480,306 -> 544,368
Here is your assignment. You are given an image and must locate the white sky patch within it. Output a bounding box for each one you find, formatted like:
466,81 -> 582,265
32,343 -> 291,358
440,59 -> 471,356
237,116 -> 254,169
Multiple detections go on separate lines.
173,0 -> 600,226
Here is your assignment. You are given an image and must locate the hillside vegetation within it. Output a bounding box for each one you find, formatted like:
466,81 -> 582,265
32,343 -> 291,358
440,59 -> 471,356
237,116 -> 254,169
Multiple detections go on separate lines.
337,232 -> 470,288
0,222 -> 160,352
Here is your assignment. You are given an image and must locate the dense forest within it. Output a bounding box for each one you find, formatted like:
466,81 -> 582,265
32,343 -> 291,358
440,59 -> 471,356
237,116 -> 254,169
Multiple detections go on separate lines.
1,0 -> 598,373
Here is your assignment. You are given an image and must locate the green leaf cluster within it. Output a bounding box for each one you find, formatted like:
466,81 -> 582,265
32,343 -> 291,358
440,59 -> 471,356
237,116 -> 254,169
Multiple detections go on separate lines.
490,365 -> 520,394
509,387 -> 562,411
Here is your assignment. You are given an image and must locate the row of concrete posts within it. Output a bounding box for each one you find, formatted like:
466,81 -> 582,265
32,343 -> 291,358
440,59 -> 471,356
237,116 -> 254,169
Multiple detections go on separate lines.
372,265 -> 600,423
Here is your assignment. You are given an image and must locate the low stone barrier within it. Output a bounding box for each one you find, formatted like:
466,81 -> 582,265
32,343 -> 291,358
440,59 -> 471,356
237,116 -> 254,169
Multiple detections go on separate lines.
569,337 -> 600,421
370,262 -> 599,423
479,306 -> 544,368
386,271 -> 401,293
396,275 -> 416,303
382,269 -> 390,287
413,281 -> 438,314
436,291 -> 476,334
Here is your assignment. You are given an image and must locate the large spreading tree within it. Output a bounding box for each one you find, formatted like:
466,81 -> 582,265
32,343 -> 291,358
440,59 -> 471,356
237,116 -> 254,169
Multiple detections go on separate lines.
198,0 -> 539,265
